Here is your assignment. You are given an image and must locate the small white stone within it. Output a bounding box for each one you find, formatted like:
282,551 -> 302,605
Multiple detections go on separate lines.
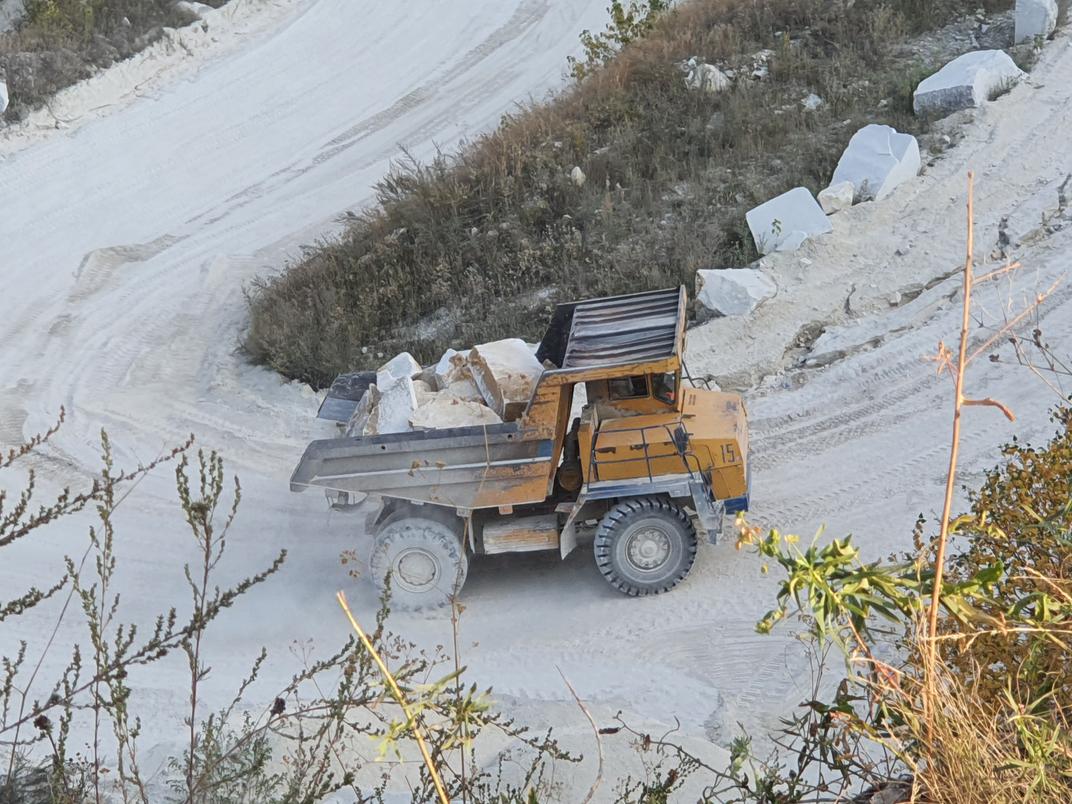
685,63 -> 730,93
751,49 -> 774,79
818,181 -> 856,214
801,93 -> 824,111
570,166 -> 586,187
0,81 -> 8,115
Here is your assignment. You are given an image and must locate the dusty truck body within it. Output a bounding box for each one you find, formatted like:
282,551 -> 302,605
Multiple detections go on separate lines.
291,287 -> 750,608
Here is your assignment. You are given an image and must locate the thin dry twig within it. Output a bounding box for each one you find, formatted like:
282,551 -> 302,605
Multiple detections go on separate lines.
336,591 -> 449,804
556,666 -> 603,804
927,172 -> 977,664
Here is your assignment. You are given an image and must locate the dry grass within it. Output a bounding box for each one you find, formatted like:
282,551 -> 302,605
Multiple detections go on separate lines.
860,613 -> 1072,804
245,0 -> 1013,387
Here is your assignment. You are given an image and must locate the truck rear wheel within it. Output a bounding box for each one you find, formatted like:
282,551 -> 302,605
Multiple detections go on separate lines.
369,515 -> 468,610
594,498 -> 697,596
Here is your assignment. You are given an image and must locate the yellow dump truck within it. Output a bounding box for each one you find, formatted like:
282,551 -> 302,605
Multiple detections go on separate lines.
291,287 -> 749,608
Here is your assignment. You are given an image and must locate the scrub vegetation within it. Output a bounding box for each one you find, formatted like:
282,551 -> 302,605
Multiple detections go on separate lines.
245,0 -> 1013,387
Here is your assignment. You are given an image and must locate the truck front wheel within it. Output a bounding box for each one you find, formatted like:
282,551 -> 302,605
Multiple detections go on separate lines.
594,498 -> 698,596
369,516 -> 468,610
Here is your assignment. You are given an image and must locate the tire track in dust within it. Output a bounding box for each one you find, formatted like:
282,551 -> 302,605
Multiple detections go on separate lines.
316,0 -> 551,162
184,0 -> 554,227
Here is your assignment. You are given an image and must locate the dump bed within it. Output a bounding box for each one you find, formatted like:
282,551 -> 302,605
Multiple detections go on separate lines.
290,421 -> 555,509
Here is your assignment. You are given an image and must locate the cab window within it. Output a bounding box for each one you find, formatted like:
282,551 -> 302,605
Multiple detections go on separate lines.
608,375 -> 648,400
651,372 -> 677,405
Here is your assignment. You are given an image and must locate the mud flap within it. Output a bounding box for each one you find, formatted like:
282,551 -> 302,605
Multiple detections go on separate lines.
559,491 -> 587,558
690,480 -> 725,544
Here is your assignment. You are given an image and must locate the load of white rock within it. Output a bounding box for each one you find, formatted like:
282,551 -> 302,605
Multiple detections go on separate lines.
345,339 -> 545,436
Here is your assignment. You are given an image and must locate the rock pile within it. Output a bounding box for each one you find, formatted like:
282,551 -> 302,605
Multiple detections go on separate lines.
345,339 -> 544,437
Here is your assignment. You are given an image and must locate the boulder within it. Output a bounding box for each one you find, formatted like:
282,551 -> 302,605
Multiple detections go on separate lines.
0,80 -> 7,115
441,377 -> 484,402
345,387 -> 376,437
818,181 -> 855,215
685,61 -> 730,93
376,351 -> 421,389
745,187 -> 833,255
695,268 -> 777,319
413,379 -> 436,406
373,376 -> 418,435
434,349 -> 472,390
913,50 -> 1026,117
830,124 -> 921,202
410,396 -> 503,430
1015,0 -> 1058,43
175,1 -> 214,19
468,338 -> 544,421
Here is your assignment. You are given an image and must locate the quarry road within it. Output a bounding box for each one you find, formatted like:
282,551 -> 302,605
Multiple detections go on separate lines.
2,0 -> 1072,795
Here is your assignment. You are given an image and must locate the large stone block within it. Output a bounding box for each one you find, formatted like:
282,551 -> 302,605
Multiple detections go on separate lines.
410,396 -> 503,430
468,338 -> 544,421
830,124 -> 921,202
745,187 -> 833,255
373,376 -> 418,435
913,50 -> 1025,117
695,268 -> 777,319
344,387 -> 376,437
1015,0 -> 1058,43
433,348 -> 471,389
376,351 -> 421,390
442,377 -> 484,402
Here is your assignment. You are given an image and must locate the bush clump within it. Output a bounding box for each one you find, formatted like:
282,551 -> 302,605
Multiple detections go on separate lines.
0,0 -> 227,121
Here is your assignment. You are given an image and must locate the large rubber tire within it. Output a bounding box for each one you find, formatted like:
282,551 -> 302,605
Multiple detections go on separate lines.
369,516 -> 468,611
594,498 -> 698,596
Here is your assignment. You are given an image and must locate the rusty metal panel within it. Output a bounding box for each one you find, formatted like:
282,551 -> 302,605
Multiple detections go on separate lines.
290,423 -> 556,510
537,288 -> 685,371
563,288 -> 682,368
482,514 -> 560,555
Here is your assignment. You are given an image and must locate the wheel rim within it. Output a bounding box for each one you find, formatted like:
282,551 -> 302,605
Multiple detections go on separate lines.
393,547 -> 440,592
625,526 -> 673,572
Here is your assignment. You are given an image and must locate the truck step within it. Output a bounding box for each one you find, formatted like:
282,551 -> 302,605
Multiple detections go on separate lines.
482,514 -> 559,555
